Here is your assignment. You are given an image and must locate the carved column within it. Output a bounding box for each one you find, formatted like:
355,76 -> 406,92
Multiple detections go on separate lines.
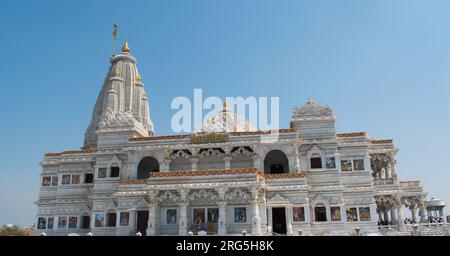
217,201 -> 227,235
215,187 -> 228,235
178,189 -> 189,235
178,202 -> 189,235
390,207 -> 397,225
389,153 -> 398,180
224,156 -> 232,170
394,196 -> 404,227
383,209 -> 390,224
286,206 -> 293,235
147,191 -> 158,236
252,154 -> 262,170
410,206 -> 417,223
267,206 -> 273,234
250,188 -> 261,235
161,150 -> 172,172
190,158 -> 198,171
293,145 -> 301,173
419,203 -> 427,223
129,209 -> 136,235
377,208 -> 383,223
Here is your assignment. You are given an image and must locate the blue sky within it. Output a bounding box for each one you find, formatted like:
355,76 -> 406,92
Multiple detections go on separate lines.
0,0 -> 449,225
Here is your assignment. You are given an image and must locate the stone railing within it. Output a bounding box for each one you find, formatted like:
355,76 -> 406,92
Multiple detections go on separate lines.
374,179 -> 394,185
400,180 -> 421,188
378,223 -> 450,236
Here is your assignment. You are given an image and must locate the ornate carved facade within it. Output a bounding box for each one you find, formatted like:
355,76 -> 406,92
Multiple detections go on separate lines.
36,42 -> 428,236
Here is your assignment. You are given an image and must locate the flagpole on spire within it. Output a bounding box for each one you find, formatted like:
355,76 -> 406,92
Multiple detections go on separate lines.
112,24 -> 118,56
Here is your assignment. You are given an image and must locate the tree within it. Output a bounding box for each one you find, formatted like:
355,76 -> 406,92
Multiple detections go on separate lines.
0,226 -> 32,236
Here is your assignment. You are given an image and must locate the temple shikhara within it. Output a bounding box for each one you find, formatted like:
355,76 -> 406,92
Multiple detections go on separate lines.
36,41 -> 442,236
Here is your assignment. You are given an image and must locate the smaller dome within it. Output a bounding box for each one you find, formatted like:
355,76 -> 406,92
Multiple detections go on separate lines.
426,198 -> 447,208
196,103 -> 255,133
292,97 -> 333,117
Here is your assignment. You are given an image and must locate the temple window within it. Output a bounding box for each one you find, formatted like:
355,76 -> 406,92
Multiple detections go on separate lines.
42,176 -> 51,186
137,156 -> 160,179
263,150 -> 289,174
51,176 -> 58,186
346,208 -> 358,221
94,213 -> 104,227
84,173 -> 94,184
107,212 -> 117,227
58,216 -> 68,229
330,207 -> 341,221
110,166 -> 120,178
68,216 -> 78,228
61,175 -> 71,185
353,159 -> 365,171
37,217 -> 46,229
341,160 -> 353,172
120,212 -> 130,226
292,207 -> 305,222
325,157 -> 336,169
71,175 -> 80,184
310,154 -> 322,169
47,217 -> 54,229
166,209 -> 177,225
358,207 -> 371,221
98,168 -> 107,179
314,206 -> 327,222
81,216 -> 90,229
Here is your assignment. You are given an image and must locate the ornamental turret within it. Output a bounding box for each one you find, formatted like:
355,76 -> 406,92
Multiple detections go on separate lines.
84,42 -> 155,148
290,98 -> 336,140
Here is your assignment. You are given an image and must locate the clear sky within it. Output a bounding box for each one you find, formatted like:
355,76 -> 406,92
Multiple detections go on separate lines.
0,0 -> 449,225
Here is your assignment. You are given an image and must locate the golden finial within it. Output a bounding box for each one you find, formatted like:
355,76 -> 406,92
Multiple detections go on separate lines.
122,41 -> 130,53
111,84 -> 116,91
114,68 -> 120,77
143,91 -> 147,97
223,100 -> 228,109
137,74 -> 142,81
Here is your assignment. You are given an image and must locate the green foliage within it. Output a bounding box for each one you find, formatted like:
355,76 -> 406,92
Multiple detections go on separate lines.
0,226 -> 32,236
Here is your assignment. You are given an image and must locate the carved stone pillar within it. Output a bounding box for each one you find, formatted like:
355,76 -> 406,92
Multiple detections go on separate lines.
293,146 -> 301,173
377,208 -> 383,223
217,201 -> 227,235
224,156 -> 232,170
286,206 -> 293,235
383,209 -> 390,224
397,205 -> 404,227
410,206 -> 417,223
419,203 -> 427,223
390,207 -> 397,225
389,154 -> 397,180
178,189 -> 189,235
252,154 -> 262,170
190,157 -> 198,171
147,191 -> 158,236
179,202 -> 188,235
160,157 -> 171,172
129,209 -> 136,235
267,206 -> 273,234
216,187 -> 228,235
251,188 -> 261,235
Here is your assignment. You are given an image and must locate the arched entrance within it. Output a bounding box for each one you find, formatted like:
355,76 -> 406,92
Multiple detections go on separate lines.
263,150 -> 289,174
137,156 -> 159,179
